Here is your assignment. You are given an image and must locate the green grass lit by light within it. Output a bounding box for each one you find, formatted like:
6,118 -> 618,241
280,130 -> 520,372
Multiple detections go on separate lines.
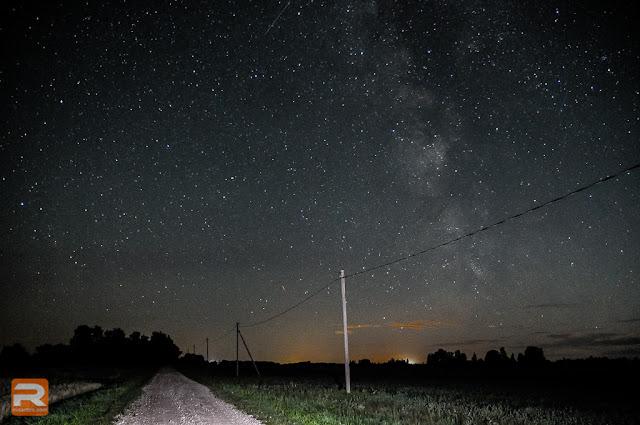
3,370 -> 153,425
184,374 -> 631,425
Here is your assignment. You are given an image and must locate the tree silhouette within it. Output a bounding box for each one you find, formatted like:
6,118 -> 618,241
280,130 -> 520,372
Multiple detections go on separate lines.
428,349 -> 454,366
70,324 -> 104,346
454,350 -> 467,364
520,346 -> 546,366
484,349 -> 502,365
0,343 -> 30,368
149,331 -> 182,364
42,325 -> 184,367
426,349 -> 468,367
103,328 -> 127,364
499,347 -> 509,362
34,343 -> 71,366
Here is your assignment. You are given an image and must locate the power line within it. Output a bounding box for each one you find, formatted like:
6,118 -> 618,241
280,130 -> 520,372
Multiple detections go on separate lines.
220,161 -> 639,333
345,161 -> 640,280
209,326 -> 236,343
241,277 -> 341,328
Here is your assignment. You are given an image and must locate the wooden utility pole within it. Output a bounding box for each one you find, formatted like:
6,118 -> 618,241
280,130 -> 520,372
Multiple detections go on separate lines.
238,329 -> 261,376
236,323 -> 239,377
234,323 -> 260,377
341,269 -> 351,393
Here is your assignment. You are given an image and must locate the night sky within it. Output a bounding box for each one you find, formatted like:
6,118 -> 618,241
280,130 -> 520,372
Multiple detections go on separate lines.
2,0 -> 639,364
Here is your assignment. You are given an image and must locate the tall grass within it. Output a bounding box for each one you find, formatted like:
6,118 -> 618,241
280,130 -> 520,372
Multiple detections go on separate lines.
185,373 -> 637,425
1,368 -> 154,425
0,382 -> 102,422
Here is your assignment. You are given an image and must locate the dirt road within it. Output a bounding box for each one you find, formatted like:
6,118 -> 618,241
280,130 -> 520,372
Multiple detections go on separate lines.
115,367 -> 263,425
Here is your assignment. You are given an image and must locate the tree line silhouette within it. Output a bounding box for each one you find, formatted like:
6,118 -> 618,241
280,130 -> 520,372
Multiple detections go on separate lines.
425,346 -> 546,367
2,325 -> 637,378
0,325 -> 181,369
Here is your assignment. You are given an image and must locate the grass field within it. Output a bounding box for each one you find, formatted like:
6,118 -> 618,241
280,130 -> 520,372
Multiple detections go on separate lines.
1,368 -> 154,425
184,370 -> 638,425
3,364 -> 636,424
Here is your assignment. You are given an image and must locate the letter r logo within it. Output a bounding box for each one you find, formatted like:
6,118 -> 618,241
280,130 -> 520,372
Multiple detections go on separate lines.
11,379 -> 49,416
13,383 -> 46,406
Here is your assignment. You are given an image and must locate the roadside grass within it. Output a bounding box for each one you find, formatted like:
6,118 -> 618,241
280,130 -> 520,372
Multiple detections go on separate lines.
0,381 -> 103,422
184,372 -> 636,425
1,368 -> 154,425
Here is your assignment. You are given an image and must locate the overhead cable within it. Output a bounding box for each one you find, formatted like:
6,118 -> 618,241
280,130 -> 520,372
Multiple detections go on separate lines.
223,161 -> 639,332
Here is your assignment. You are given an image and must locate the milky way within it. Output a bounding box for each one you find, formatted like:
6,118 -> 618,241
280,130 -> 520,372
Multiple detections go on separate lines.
1,0 -> 639,363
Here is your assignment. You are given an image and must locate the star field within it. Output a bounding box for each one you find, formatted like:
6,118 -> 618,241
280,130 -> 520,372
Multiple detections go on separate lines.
1,0 -> 639,363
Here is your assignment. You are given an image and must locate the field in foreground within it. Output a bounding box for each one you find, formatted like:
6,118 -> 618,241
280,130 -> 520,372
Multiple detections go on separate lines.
1,368 -> 154,425
182,366 -> 638,425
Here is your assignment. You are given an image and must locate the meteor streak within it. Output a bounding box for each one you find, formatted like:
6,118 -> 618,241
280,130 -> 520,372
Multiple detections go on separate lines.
265,1 -> 291,35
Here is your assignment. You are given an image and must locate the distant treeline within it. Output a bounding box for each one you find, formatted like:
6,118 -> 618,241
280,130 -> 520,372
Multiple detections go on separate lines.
179,346 -> 547,369
3,326 -> 638,376
425,346 -> 546,367
0,325 -> 181,369
178,346 -> 547,370
182,353 -> 640,386
181,345 -> 639,379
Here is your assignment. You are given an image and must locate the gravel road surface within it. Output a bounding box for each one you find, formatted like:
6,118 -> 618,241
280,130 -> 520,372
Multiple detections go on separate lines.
115,367 -> 263,425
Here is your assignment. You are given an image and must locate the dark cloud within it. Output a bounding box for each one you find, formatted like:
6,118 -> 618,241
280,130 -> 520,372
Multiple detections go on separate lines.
438,338 -> 505,347
591,337 -> 640,347
546,332 -> 640,348
617,318 -> 640,324
547,333 -> 572,339
524,303 -> 575,309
